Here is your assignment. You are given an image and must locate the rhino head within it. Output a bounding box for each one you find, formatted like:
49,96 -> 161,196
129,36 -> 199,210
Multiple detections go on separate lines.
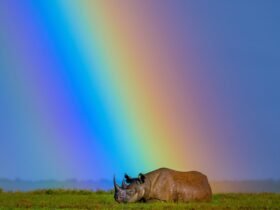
114,173 -> 146,203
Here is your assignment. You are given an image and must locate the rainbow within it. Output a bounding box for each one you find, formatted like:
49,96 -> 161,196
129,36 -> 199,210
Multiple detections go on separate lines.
0,1 -> 238,180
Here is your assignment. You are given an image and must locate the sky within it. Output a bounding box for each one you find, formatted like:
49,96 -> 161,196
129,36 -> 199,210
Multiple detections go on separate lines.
0,1 -> 279,181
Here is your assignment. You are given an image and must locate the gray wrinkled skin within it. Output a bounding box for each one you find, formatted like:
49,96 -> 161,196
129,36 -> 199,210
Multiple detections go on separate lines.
114,168 -> 212,203
114,178 -> 145,203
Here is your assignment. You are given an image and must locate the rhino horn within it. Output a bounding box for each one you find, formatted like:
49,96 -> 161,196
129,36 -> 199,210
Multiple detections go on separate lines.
114,176 -> 123,192
122,179 -> 129,189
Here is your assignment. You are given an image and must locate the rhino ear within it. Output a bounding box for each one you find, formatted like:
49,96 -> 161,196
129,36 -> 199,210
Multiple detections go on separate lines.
138,173 -> 145,183
125,173 -> 132,183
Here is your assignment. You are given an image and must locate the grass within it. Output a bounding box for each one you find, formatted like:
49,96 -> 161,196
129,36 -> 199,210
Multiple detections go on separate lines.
0,189 -> 279,209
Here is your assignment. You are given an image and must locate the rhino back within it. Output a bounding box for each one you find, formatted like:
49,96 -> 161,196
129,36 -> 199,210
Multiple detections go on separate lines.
144,168 -> 212,202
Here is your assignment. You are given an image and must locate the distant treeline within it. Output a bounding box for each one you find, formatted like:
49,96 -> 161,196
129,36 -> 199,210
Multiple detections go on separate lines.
211,180 -> 280,193
0,178 -> 280,193
0,178 -> 112,192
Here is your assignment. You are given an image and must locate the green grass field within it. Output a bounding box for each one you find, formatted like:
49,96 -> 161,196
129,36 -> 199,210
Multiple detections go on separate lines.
0,189 -> 279,209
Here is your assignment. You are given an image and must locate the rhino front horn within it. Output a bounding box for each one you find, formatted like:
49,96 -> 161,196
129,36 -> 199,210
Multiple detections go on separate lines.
114,176 -> 122,192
